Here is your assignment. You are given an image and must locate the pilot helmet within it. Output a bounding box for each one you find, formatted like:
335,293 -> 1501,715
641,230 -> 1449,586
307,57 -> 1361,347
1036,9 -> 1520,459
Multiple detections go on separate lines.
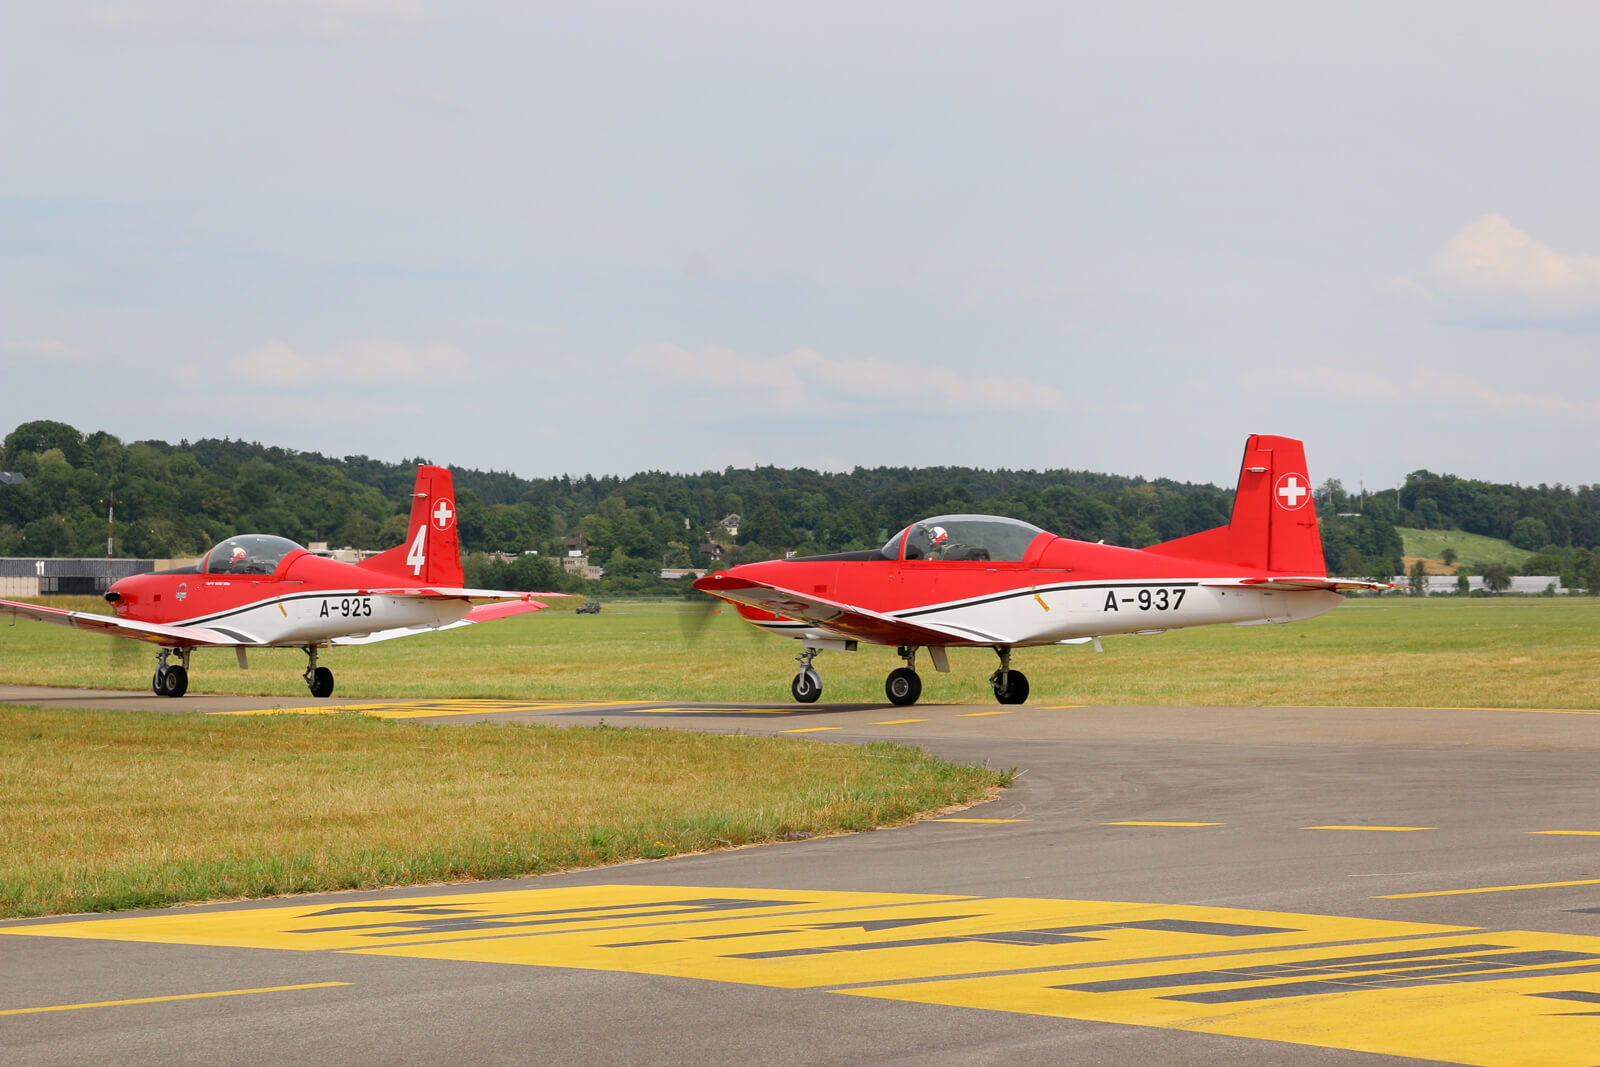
927,525 -> 948,546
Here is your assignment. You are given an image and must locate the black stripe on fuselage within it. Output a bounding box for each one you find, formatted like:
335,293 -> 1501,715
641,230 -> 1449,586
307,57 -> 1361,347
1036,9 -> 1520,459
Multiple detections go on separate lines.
893,579 -> 1202,620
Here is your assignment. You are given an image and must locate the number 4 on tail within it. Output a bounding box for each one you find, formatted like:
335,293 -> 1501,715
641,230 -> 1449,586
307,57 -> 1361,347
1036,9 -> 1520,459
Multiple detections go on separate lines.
406,523 -> 427,576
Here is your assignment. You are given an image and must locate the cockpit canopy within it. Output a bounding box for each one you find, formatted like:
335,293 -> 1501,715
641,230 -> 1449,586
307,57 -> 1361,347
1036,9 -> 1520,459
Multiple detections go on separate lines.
203,534 -> 303,575
882,515 -> 1046,562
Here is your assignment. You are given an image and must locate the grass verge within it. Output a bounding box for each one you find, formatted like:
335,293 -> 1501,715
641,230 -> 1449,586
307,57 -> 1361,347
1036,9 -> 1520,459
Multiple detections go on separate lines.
0,706 -> 1008,918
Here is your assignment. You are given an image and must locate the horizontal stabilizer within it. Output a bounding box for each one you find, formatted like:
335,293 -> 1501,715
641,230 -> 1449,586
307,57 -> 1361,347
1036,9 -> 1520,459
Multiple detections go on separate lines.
1202,577 -> 1393,592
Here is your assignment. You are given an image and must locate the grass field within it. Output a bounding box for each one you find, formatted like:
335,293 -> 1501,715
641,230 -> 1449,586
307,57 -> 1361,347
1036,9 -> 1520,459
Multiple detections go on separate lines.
1398,527 -> 1533,571
0,706 -> 1005,918
3,594 -> 1597,709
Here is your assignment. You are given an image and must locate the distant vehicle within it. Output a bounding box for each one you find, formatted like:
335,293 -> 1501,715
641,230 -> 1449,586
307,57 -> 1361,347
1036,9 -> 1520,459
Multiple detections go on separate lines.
1,466 -> 562,698
575,601 -> 602,614
695,434 -> 1387,706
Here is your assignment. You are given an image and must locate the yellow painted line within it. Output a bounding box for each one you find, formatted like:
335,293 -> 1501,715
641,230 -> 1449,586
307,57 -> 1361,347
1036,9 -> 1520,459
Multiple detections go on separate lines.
937,818 -> 1030,823
1530,830 -> 1600,837
871,719 -> 928,726
0,982 -> 350,1016
627,707 -> 792,715
782,727 -> 839,733
957,711 -> 1010,718
1274,703 -> 1600,716
1305,826 -> 1434,832
1103,821 -> 1220,828
1379,877 -> 1600,899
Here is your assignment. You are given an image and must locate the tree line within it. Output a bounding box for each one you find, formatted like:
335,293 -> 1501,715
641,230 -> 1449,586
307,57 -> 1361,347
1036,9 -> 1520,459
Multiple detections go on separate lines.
3,419 -> 1595,594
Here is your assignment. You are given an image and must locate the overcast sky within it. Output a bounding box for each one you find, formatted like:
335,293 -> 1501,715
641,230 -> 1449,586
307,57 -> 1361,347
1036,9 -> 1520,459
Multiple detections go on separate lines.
4,2 -> 1598,493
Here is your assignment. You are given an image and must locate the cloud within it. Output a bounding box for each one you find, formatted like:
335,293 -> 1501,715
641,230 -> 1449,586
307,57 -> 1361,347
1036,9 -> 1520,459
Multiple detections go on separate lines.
1404,215 -> 1600,321
220,338 -> 472,388
85,0 -> 432,38
2,338 -> 86,362
629,343 -> 1069,413
1293,365 -> 1589,417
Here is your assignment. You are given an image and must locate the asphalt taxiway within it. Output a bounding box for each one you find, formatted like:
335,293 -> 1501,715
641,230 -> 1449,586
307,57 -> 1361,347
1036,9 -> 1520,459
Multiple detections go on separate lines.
4,684 -> 1600,1065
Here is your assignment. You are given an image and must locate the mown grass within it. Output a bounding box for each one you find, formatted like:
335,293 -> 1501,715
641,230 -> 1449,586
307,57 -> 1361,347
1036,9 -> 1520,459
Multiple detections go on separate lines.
1398,526 -> 1533,570
0,706 -> 1007,918
3,595 -> 1597,709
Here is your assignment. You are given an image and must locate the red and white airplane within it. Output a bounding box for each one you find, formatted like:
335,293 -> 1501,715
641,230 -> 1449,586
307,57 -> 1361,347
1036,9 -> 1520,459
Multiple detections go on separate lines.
1,465 -> 559,698
694,434 -> 1386,706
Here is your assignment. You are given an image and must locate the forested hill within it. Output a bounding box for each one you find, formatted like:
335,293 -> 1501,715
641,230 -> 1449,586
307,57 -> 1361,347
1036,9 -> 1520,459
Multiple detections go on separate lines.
2,419 -> 1595,592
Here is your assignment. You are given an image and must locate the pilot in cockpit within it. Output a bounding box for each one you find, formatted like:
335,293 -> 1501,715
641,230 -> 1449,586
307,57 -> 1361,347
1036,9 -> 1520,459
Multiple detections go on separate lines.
925,525 -> 950,559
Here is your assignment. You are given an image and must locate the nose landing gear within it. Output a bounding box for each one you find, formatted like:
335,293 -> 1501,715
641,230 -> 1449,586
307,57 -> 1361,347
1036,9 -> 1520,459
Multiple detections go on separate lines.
990,646 -> 1029,704
152,647 -> 190,698
791,647 -> 822,703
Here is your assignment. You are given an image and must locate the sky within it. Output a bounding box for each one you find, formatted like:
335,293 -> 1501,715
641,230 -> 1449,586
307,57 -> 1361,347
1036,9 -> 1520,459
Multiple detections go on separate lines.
4,2 -> 1599,494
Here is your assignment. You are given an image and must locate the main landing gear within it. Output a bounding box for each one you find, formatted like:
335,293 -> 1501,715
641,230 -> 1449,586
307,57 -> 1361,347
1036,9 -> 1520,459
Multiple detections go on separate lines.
152,647 -> 190,698
990,646 -> 1029,705
886,645 -> 922,706
304,646 -> 335,699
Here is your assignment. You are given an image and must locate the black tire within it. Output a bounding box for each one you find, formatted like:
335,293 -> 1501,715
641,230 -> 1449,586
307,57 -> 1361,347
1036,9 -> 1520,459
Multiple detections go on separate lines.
309,666 -> 335,699
993,669 -> 1029,705
159,664 -> 188,698
885,667 -> 922,706
152,670 -> 162,695
791,669 -> 821,703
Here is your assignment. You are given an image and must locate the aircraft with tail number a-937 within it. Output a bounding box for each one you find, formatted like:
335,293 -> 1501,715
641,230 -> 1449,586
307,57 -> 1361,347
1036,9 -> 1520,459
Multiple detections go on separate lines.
1,465 -> 561,699
694,434 -> 1387,707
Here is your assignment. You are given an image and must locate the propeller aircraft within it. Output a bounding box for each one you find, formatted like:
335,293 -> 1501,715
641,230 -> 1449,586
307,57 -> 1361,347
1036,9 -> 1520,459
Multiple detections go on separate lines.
694,434 -> 1386,706
1,465 -> 560,698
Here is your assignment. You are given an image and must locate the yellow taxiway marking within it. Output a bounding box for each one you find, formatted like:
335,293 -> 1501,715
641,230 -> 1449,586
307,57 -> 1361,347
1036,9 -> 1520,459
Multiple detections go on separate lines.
957,711 -> 1010,718
0,982 -> 350,1016
1380,878 -> 1600,899
212,700 -> 643,720
14,884 -> 1600,1064
1305,825 -> 1435,832
782,727 -> 839,733
937,818 -> 1031,823
1531,830 -> 1600,837
871,719 -> 928,726
1104,821 -> 1221,828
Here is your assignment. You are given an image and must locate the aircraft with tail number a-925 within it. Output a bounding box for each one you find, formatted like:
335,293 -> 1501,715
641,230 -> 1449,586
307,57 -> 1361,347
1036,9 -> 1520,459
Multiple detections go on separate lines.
694,434 -> 1387,707
1,465 -> 560,699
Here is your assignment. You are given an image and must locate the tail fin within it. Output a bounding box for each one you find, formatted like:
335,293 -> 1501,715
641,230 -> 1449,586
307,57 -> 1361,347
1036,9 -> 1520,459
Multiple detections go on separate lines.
1145,434 -> 1326,574
358,465 -> 465,585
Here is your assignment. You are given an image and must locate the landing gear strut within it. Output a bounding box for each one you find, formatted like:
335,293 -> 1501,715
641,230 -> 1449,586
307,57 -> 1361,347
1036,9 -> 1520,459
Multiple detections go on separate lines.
152,647 -> 190,698
304,646 -> 335,699
791,647 -> 822,703
990,646 -> 1029,705
885,645 -> 922,706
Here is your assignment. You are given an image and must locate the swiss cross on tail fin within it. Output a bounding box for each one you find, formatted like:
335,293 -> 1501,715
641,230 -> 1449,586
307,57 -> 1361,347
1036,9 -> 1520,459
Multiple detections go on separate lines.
357,465 -> 465,585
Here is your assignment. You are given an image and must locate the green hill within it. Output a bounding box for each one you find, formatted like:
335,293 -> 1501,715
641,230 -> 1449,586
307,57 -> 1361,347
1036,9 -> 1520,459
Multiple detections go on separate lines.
1397,527 -> 1532,571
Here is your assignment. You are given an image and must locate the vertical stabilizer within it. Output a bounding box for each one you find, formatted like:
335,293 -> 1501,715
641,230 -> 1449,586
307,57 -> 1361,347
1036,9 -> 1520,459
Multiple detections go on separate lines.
1145,434 -> 1327,574
359,465 -> 465,585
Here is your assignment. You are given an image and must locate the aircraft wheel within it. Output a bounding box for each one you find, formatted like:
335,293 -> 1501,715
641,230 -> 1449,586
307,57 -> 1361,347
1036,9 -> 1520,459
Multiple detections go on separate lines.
152,670 -> 162,695
308,666 -> 335,699
885,667 -> 922,706
791,668 -> 822,703
159,665 -> 188,698
992,669 -> 1029,705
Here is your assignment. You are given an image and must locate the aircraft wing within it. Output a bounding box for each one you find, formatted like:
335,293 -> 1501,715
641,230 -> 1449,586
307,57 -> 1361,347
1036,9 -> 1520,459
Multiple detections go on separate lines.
358,587 -> 563,604
1202,577 -> 1394,592
0,598 -> 254,647
694,575 -> 978,647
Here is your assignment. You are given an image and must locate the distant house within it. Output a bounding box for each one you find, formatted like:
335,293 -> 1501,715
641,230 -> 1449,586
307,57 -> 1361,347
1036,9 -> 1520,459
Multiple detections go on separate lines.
698,542 -> 725,561
1396,575 -> 1568,595
0,472 -> 24,485
716,513 -> 741,537
659,567 -> 709,581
